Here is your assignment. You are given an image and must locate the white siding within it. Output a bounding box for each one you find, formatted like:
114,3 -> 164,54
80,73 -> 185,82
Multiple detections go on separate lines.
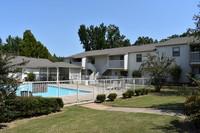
128,51 -> 155,77
124,54 -> 128,70
82,57 -> 86,69
93,56 -> 107,71
69,68 -> 81,80
156,44 -> 191,82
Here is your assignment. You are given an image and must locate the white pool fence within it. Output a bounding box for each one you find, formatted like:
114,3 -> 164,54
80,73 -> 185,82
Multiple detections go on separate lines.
19,78 -> 151,105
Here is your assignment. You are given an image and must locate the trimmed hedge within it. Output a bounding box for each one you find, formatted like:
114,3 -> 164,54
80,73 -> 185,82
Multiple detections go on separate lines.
107,93 -> 117,101
135,88 -> 149,96
127,90 -> 134,98
135,89 -> 141,96
96,94 -> 106,103
0,96 -> 64,122
122,92 -> 129,99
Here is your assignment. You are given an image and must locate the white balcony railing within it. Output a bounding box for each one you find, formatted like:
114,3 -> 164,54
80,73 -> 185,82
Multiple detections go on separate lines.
190,52 -> 200,62
72,62 -> 82,66
108,60 -> 124,69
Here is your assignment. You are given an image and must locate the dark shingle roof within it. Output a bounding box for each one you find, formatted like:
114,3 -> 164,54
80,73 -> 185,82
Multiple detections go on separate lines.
66,43 -> 158,59
65,36 -> 195,59
156,36 -> 195,47
11,56 -> 81,68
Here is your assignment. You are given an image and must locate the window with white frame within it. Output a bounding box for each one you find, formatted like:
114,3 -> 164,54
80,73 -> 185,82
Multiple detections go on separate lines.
136,54 -> 142,62
172,47 -> 180,57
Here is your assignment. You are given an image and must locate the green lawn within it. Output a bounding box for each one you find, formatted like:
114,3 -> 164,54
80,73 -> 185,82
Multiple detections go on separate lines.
103,88 -> 186,110
0,106 -> 190,133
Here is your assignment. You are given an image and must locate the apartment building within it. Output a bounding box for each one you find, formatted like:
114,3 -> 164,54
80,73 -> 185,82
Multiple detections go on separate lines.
64,36 -> 199,83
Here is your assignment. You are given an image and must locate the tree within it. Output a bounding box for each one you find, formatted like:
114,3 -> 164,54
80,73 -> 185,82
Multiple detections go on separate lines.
140,52 -> 174,92
0,38 -> 2,50
0,52 -> 26,101
78,23 -> 131,51
2,36 -> 22,54
160,34 -> 181,42
0,52 -> 27,122
106,25 -> 131,48
20,30 -> 51,59
170,65 -> 182,83
134,36 -> 157,45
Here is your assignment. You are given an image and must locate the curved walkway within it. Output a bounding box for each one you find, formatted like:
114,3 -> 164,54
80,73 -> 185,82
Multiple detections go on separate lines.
80,103 -> 185,118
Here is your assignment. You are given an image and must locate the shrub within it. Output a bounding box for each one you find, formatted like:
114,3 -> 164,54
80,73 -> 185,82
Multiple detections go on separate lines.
96,94 -> 106,103
26,72 -> 36,81
170,65 -> 182,83
132,70 -> 141,78
0,96 -> 64,123
107,93 -> 117,101
184,95 -> 200,127
140,88 -> 146,95
122,92 -> 129,99
127,90 -> 134,98
135,89 -> 141,96
184,95 -> 200,116
145,89 -> 149,94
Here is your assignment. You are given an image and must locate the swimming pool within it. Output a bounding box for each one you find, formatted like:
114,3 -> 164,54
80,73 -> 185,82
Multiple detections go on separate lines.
16,84 -> 90,97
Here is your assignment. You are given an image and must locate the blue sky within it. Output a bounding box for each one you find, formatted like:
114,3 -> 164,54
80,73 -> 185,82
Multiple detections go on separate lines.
0,0 -> 198,57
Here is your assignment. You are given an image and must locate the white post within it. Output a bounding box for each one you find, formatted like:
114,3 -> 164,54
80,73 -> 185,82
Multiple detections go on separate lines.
93,85 -> 95,101
57,81 -> 60,97
77,82 -> 79,103
69,68 -> 71,80
103,80 -> 105,94
133,78 -> 135,90
47,67 -> 49,81
28,82 -> 31,97
56,67 -> 59,81
109,79 -> 111,93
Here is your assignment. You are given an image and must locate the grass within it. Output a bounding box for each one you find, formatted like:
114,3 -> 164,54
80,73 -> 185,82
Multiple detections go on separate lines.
103,87 -> 186,110
0,106 -> 191,133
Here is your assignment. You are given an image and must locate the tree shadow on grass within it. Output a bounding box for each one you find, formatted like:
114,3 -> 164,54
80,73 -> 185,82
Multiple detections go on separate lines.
151,120 -> 199,133
150,103 -> 184,110
0,124 -> 8,129
153,90 -> 181,97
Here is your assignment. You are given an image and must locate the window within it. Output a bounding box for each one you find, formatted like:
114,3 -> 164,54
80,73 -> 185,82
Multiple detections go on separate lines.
136,54 -> 142,62
120,55 -> 124,60
193,67 -> 200,74
172,47 -> 180,57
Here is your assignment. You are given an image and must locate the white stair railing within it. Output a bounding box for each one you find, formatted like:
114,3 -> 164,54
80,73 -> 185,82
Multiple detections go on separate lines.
87,63 -> 97,73
99,64 -> 108,76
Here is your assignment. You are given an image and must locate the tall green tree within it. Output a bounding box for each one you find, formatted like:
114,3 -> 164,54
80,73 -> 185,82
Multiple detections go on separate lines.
190,4 -> 200,40
20,30 -> 51,59
0,38 -> 2,50
107,24 -> 131,48
78,23 -> 131,51
134,36 -> 157,45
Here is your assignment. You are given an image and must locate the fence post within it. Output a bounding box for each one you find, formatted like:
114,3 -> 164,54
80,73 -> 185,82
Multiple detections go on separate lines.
109,79 -> 111,93
77,81 -> 79,104
133,78 -> 135,90
93,85 -> 95,101
103,80 -> 105,94
28,82 -> 31,97
57,81 -> 60,97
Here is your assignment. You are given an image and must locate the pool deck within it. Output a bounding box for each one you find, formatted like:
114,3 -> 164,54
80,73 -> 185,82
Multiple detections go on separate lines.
49,84 -> 126,104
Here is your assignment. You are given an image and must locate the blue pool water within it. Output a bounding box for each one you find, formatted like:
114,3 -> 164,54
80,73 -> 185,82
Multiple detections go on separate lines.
16,84 -> 90,97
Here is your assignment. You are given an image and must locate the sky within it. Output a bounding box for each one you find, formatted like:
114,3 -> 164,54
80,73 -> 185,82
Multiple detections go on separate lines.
0,0 -> 198,57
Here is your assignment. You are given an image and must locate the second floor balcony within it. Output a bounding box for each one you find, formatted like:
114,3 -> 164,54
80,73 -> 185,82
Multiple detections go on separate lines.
108,60 -> 124,69
190,51 -> 200,62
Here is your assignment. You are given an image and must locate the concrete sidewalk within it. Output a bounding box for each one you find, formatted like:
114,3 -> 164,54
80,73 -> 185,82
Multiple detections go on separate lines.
80,103 -> 185,118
